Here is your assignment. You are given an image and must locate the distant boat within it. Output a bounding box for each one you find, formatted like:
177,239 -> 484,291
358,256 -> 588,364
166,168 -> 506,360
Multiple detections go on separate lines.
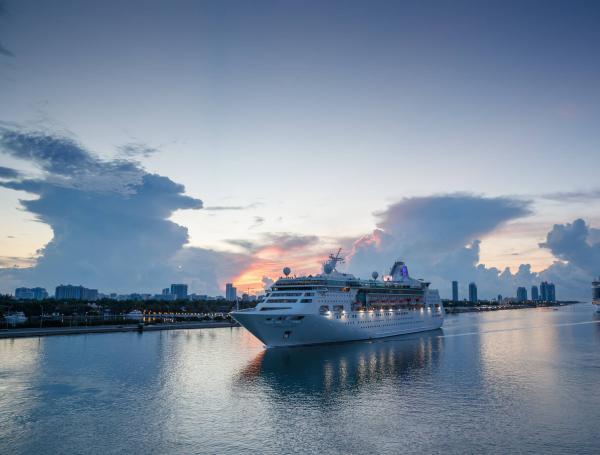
125,310 -> 144,320
4,311 -> 28,325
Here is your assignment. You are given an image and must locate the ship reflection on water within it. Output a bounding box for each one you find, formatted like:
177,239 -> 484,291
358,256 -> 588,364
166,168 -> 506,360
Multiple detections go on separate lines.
236,330 -> 444,394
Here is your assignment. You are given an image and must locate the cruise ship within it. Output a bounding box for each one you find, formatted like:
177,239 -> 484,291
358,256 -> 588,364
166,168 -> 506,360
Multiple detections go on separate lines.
593,277 -> 600,313
231,250 -> 444,348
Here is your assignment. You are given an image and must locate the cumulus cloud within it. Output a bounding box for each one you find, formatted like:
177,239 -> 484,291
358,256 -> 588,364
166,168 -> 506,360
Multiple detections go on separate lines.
261,276 -> 274,289
0,127 -> 247,295
349,195 -> 530,274
346,194 -> 598,299
540,219 -> 600,276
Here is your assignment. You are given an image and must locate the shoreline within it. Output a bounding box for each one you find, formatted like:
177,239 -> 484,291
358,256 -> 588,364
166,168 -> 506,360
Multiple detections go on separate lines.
0,321 -> 238,339
0,302 -> 583,339
443,301 -> 579,314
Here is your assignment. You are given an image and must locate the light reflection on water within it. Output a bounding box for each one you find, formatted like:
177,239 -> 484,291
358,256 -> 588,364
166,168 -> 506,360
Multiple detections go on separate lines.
1,303 -> 599,454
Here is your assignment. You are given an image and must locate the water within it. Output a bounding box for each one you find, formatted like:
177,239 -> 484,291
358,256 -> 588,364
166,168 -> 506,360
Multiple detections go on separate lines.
1,303 -> 599,454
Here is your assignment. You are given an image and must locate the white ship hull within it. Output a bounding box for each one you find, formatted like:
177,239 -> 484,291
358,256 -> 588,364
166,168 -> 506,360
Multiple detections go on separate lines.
232,308 -> 444,348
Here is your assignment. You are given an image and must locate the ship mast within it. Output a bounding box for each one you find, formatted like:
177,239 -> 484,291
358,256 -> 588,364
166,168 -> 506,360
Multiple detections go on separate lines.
323,248 -> 345,274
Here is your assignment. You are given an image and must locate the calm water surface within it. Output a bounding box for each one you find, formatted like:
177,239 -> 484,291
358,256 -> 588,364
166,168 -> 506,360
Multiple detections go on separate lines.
1,303 -> 600,454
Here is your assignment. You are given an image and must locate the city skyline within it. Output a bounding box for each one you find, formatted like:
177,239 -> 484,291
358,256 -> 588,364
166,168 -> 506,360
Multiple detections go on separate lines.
1,1 -> 600,299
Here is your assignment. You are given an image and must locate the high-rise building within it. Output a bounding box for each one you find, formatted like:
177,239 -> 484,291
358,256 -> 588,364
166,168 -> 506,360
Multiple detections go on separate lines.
225,283 -> 237,301
497,294 -> 503,303
15,287 -> 34,300
517,287 -> 527,302
531,285 -> 539,301
468,282 -> 478,303
170,284 -> 188,300
547,282 -> 556,302
15,287 -> 48,300
162,288 -> 170,295
540,281 -> 547,301
452,281 -> 458,302
55,285 -> 98,301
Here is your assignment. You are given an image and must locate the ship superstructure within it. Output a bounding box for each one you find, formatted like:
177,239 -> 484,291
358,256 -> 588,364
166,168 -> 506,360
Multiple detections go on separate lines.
593,278 -> 600,313
231,250 -> 444,348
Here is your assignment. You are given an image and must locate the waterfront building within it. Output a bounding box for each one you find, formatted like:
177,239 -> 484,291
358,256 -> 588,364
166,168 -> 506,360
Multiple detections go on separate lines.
497,294 -> 503,303
548,282 -> 556,302
540,281 -> 548,301
55,285 -> 98,301
517,287 -> 527,302
452,281 -> 458,302
170,284 -> 188,299
468,282 -> 478,303
225,283 -> 237,301
15,287 -> 48,300
162,288 -> 170,295
15,287 -> 34,300
539,281 -> 556,302
531,285 -> 539,301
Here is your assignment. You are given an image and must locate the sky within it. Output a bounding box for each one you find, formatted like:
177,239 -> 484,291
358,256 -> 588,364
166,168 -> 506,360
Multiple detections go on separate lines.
0,0 -> 599,299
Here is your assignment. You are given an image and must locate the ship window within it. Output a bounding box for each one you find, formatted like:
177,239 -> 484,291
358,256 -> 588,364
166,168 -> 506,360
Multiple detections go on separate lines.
300,299 -> 313,303
260,307 -> 292,311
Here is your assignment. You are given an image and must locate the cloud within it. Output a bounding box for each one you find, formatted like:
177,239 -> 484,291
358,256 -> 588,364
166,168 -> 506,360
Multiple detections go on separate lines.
539,219 -> 600,276
541,189 -> 600,202
345,194 -> 598,299
263,233 -> 319,250
261,276 -> 274,289
0,166 -> 19,178
251,216 -> 265,228
348,194 -> 531,277
203,202 -> 261,211
117,142 -> 160,158
227,232 -> 319,253
0,127 -> 246,295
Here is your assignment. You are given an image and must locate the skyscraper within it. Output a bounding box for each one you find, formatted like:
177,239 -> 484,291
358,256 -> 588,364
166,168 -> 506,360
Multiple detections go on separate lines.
548,283 -> 556,302
226,283 -> 237,301
540,281 -> 549,301
531,285 -> 539,301
517,287 -> 527,302
170,284 -> 188,299
452,281 -> 458,302
468,282 -> 478,303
